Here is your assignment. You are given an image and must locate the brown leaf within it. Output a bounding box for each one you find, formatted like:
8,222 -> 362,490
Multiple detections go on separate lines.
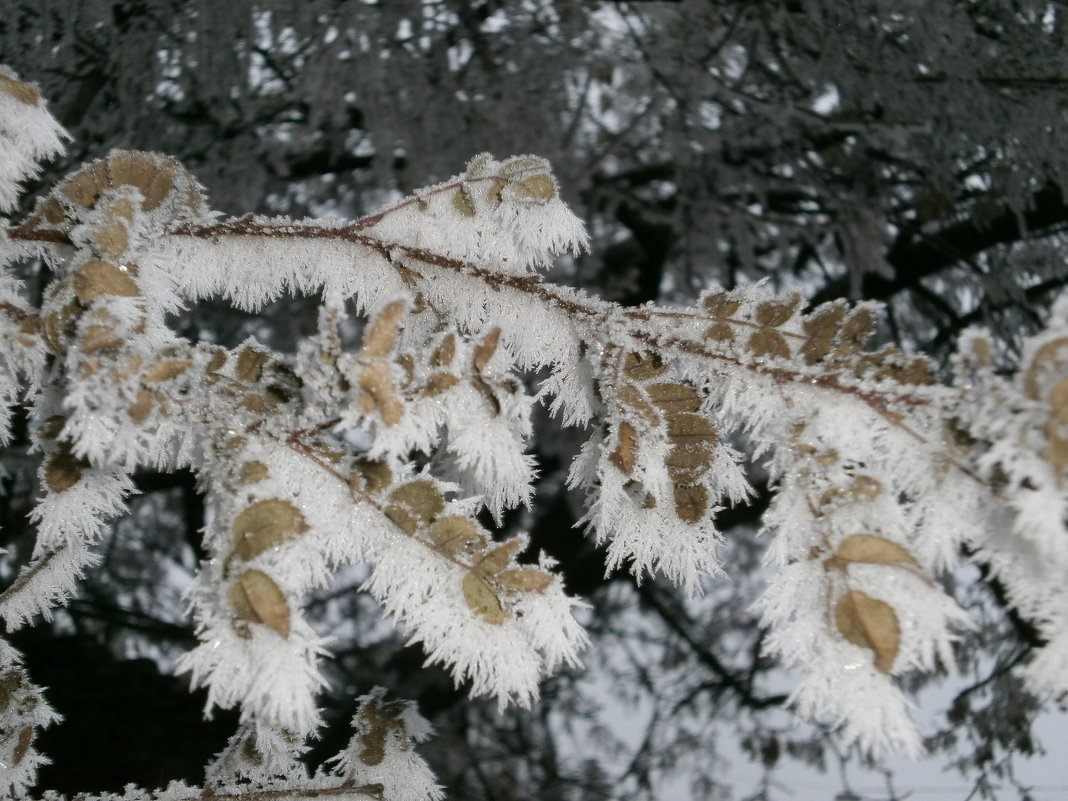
74,260 -> 140,303
515,173 -> 556,200
1024,337 -> 1068,401
385,480 -> 445,533
235,346 -> 269,383
497,568 -> 553,592
80,324 -> 124,353
142,359 -> 192,383
754,295 -> 800,327
232,499 -> 309,560
426,516 -> 486,554
12,727 -> 33,766
747,329 -> 790,359
127,388 -> 157,423
361,300 -> 406,359
231,569 -> 290,638
673,484 -> 708,524
703,321 -> 735,342
60,164 -> 107,208
44,444 -> 90,493
803,304 -> 846,341
358,361 -> 404,425
622,351 -> 667,381
702,292 -> 742,318
470,376 -> 501,415
836,534 -> 920,571
839,307 -> 876,347
430,333 -> 456,367
473,328 -> 502,373
463,572 -> 507,624
646,382 -> 701,414
36,415 -> 66,441
478,539 -> 524,575
239,461 -> 269,483
616,383 -> 660,425
422,372 -> 460,396
453,186 -> 477,217
350,458 -> 393,494
0,72 -> 40,105
608,420 -> 638,475
666,413 -> 718,446
664,443 -> 714,484
835,590 -> 900,673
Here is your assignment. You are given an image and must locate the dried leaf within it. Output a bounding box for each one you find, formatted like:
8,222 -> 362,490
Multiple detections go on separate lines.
235,346 -> 269,383
703,321 -> 735,342
609,420 -> 638,475
515,173 -> 556,200
127,388 -> 157,423
359,361 -> 404,425
664,443 -> 714,484
497,568 -> 553,592
12,727 -> 33,766
463,572 -> 506,624
422,372 -> 460,396
36,416 -> 66,441
646,382 -> 701,414
470,376 -> 501,415
45,444 -> 90,493
361,300 -> 406,359
427,516 -> 485,554
80,324 -> 123,353
91,220 -> 129,258
385,480 -> 444,533
673,484 -> 708,524
803,304 -> 846,341
205,348 -> 228,374
836,534 -> 920,570
839,307 -> 876,347
1024,337 -> 1068,401
473,328 -> 501,372
430,333 -> 456,367
478,539 -> 524,575
355,697 -> 405,766
747,329 -> 790,359
453,186 -> 476,217
239,461 -> 269,483
0,72 -> 40,105
142,359 -> 192,383
835,590 -> 900,673
666,412 -> 718,446
232,499 -> 309,560
622,351 -> 667,381
74,260 -> 139,303
616,383 -> 660,424
231,569 -> 290,638
350,458 -> 393,494
754,296 -> 800,327
60,165 -> 107,208
702,292 -> 742,318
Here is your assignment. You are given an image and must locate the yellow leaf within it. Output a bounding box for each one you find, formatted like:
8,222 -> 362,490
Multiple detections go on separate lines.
835,590 -> 900,673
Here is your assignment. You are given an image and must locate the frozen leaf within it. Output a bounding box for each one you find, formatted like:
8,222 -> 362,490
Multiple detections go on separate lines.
91,220 -> 129,257
142,359 -> 192,383
126,388 -> 157,423
232,499 -> 309,560
609,420 -> 638,475
616,383 -> 660,424
703,321 -> 735,342
664,443 -> 714,484
747,329 -> 790,359
350,458 -> 393,494
839,307 -> 876,347
426,516 -> 485,554
230,569 -> 291,638
385,480 -> 445,533
0,72 -> 40,105
453,186 -> 476,217
622,351 -> 667,381
754,295 -> 800,327
835,590 -> 900,673
235,346 -> 269,383
673,484 -> 709,524
702,292 -> 742,318
1024,337 -> 1068,401
477,539 -> 523,575
835,534 -> 921,571
646,382 -> 701,414
666,412 -> 718,447
361,300 -> 406,359
473,327 -> 502,373
239,461 -> 269,483
423,372 -> 460,396
430,333 -> 456,367
497,568 -> 553,592
44,444 -> 89,493
462,572 -> 506,624
73,260 -> 139,303
359,361 -> 404,425
80,324 -> 123,353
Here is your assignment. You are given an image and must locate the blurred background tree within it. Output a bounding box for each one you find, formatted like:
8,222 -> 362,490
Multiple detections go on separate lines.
2,1 -> 1067,798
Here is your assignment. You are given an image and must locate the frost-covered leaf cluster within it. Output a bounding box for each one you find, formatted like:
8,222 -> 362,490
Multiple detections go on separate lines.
1,67 -> 1068,799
